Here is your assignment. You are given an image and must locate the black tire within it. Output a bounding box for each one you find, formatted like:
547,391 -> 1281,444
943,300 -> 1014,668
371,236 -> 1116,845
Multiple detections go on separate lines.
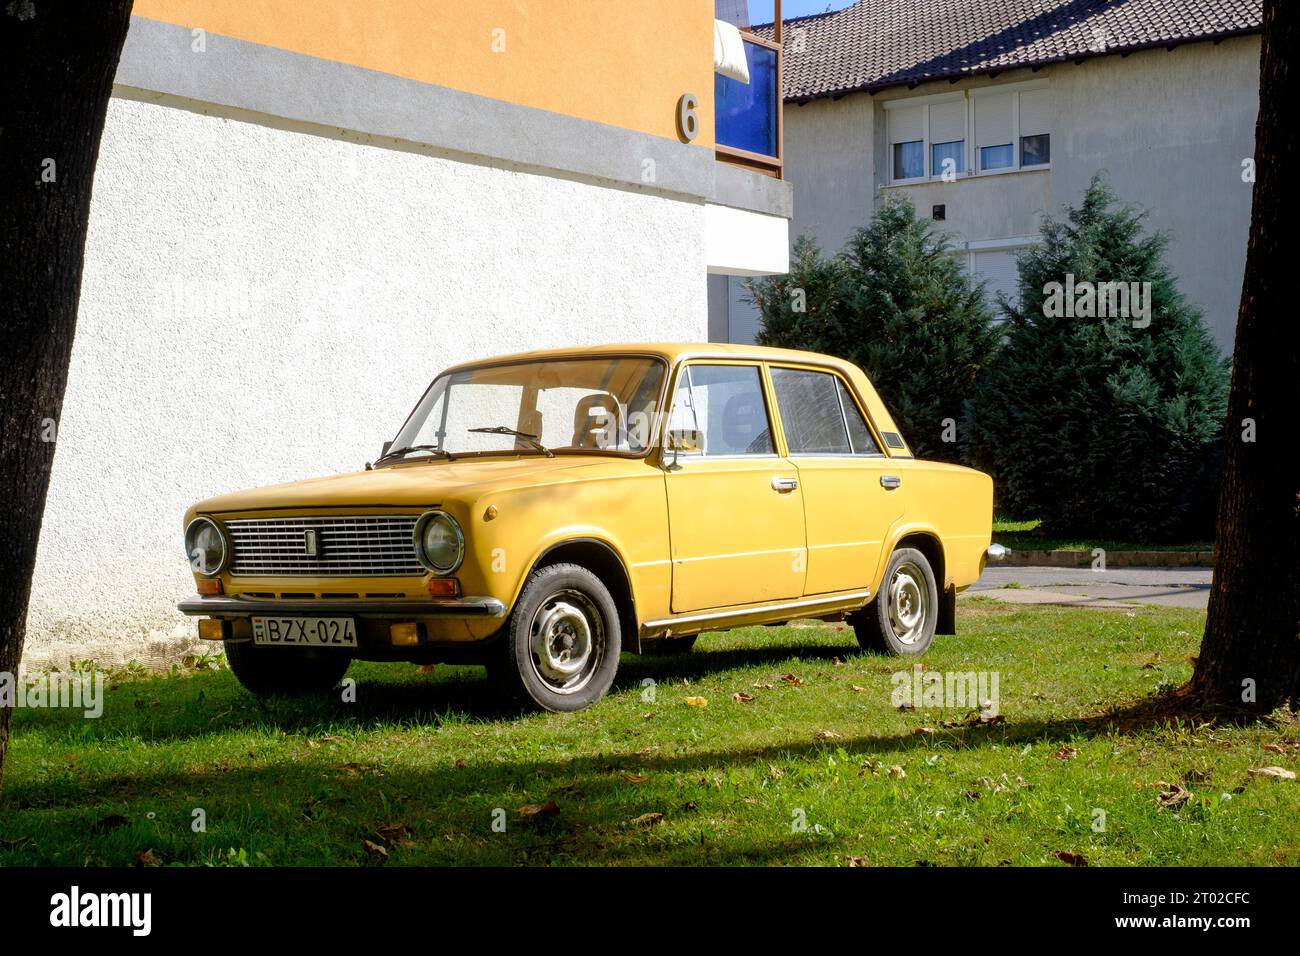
640,635 -> 697,656
223,639 -> 352,696
852,547 -> 939,656
492,563 -> 621,712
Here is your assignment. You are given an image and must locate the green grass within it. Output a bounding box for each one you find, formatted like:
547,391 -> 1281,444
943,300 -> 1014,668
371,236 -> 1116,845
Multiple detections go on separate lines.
992,517 -> 1213,554
2,602 -> 1296,867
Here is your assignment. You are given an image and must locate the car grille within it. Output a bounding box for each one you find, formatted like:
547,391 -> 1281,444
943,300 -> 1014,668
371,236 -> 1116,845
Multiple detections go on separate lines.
225,515 -> 423,577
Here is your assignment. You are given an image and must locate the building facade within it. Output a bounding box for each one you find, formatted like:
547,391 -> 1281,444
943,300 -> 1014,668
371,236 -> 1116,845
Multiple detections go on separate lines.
25,1 -> 792,668
713,0 -> 1261,351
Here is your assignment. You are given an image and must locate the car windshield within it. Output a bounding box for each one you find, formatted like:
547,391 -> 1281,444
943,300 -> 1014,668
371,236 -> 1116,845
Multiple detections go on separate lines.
386,356 -> 668,460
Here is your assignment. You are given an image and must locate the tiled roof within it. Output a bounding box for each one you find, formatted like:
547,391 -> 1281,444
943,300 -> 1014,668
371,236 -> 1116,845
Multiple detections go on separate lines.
755,0 -> 1262,101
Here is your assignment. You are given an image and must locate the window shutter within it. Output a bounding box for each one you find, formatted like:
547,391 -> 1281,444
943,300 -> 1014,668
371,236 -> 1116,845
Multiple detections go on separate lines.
888,104 -> 924,144
974,92 -> 1014,147
929,99 -> 965,144
1019,88 -> 1050,138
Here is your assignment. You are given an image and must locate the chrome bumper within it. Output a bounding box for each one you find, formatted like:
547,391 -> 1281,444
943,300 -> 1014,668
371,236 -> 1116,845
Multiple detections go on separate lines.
177,595 -> 507,619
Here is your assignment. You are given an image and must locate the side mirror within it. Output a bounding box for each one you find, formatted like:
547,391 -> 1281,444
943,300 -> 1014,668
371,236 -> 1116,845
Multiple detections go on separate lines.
381,440 -> 392,458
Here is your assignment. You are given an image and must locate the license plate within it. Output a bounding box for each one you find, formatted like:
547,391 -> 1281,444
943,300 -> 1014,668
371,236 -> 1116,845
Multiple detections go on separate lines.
251,616 -> 358,648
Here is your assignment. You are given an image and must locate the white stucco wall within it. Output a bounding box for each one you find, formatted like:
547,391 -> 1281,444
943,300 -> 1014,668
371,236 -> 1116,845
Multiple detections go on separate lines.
23,95 -> 707,669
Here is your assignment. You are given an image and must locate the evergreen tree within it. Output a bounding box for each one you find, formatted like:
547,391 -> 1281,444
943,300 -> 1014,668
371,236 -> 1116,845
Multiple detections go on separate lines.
748,197 -> 998,461
964,176 -> 1229,541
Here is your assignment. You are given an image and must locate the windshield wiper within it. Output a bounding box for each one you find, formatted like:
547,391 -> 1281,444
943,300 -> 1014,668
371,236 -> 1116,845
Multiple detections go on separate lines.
375,444 -> 456,466
468,425 -> 554,458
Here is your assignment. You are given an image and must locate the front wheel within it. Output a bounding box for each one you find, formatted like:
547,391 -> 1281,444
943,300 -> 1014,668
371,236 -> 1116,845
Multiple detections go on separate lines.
491,563 -> 621,712
852,547 -> 938,655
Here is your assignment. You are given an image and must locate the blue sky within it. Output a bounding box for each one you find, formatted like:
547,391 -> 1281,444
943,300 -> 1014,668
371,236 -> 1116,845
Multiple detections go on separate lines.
746,0 -> 855,24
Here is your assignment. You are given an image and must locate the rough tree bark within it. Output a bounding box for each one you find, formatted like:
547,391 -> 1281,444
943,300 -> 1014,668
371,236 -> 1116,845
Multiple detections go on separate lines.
1189,0 -> 1300,712
0,1 -> 134,788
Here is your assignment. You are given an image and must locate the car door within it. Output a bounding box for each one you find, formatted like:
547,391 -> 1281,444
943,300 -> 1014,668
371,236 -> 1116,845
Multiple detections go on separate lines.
768,365 -> 903,596
664,362 -> 807,613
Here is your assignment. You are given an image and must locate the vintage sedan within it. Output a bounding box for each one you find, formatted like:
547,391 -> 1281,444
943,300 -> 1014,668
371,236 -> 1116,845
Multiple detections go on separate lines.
180,344 -> 993,711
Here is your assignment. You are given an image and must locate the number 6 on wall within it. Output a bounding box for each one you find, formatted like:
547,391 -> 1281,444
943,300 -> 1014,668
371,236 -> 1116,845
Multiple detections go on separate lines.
677,92 -> 699,142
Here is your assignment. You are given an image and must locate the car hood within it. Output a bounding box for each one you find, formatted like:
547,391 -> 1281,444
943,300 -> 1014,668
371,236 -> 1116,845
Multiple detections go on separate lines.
192,456 -> 612,515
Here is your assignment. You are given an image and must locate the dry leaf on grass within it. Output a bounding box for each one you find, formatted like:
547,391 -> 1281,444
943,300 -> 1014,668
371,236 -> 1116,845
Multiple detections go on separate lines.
780,673 -> 803,686
1248,766 -> 1296,780
752,682 -> 774,690
623,773 -> 648,784
362,839 -> 388,861
516,801 -> 561,818
134,849 -> 162,868
1054,850 -> 1088,867
846,855 -> 868,867
888,765 -> 907,779
629,812 -> 664,827
732,692 -> 755,703
851,685 -> 868,694
1052,746 -> 1078,761
1157,782 -> 1193,809
913,726 -> 935,736
684,696 -> 708,708
815,730 -> 842,740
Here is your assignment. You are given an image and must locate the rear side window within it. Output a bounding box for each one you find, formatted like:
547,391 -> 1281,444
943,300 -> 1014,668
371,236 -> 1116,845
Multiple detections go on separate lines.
771,368 -> 881,456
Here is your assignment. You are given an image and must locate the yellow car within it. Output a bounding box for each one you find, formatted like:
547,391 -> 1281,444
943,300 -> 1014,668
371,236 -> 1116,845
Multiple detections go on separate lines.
180,344 -> 993,711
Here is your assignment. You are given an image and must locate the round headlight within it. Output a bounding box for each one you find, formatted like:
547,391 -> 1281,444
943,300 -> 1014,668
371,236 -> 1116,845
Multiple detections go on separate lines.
415,511 -> 464,574
184,517 -> 228,576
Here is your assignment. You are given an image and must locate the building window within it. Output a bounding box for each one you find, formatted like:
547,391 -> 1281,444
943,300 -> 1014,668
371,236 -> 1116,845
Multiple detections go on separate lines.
931,140 -> 965,177
885,82 -> 1050,184
1021,133 -> 1051,166
893,140 -> 924,180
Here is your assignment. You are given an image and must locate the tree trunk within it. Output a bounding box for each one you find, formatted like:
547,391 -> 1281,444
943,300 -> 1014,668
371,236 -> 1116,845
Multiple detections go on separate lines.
0,2 -> 134,788
1189,0 -> 1300,712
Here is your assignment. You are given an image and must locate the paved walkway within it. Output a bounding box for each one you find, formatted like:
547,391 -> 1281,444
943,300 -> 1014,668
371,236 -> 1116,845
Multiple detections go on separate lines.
966,565 -> 1212,609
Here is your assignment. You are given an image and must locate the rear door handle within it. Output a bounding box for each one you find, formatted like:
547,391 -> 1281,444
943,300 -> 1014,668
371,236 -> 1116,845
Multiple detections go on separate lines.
880,475 -> 902,490
771,476 -> 799,493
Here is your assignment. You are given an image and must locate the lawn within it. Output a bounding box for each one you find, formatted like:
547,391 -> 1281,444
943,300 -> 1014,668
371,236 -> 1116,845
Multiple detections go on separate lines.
992,517 -> 1213,554
2,602 -> 1296,867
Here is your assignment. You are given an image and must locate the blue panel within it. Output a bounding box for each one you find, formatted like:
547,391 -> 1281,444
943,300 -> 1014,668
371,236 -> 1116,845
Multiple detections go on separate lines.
715,40 -> 778,157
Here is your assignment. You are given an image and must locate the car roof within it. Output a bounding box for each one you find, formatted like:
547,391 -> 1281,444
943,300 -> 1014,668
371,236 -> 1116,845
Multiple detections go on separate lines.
441,342 -> 862,374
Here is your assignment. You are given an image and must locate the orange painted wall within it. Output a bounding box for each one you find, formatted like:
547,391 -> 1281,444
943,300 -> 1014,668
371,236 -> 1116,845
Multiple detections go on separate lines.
132,0 -> 715,146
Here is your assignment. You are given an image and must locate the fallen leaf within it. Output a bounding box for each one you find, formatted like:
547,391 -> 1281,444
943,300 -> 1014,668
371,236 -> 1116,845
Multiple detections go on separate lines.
913,726 -> 935,736
1262,743 -> 1288,755
851,685 -> 868,694
453,758 -> 467,769
742,796 -> 758,805
684,696 -> 708,708
642,711 -> 655,720
629,812 -> 664,827
134,849 -> 162,868
846,855 -> 868,867
516,801 -> 561,818
816,730 -> 843,740
732,692 -> 755,703
1249,766 -> 1296,780
768,765 -> 785,779
780,673 -> 803,686
1052,746 -> 1078,761
623,774 -> 648,784
1054,850 -> 1088,867
897,702 -> 916,712
417,664 -> 437,674
833,657 -> 844,666
752,682 -> 774,690
376,823 -> 412,847
362,839 -> 388,861
1157,782 -> 1193,809
888,765 -> 907,779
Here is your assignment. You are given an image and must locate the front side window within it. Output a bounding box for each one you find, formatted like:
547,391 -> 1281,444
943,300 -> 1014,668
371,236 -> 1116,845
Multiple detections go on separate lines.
931,140 -> 965,177
979,143 -> 1014,170
388,357 -> 666,460
666,364 -> 773,457
1021,133 -> 1051,166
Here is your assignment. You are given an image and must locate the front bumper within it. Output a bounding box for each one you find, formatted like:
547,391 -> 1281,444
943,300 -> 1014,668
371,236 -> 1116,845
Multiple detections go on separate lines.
177,594 -> 507,619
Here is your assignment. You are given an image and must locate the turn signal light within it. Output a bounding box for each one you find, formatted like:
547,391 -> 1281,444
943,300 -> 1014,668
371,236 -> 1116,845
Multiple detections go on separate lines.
197,619 -> 228,641
197,578 -> 223,596
426,577 -> 460,598
389,622 -> 422,647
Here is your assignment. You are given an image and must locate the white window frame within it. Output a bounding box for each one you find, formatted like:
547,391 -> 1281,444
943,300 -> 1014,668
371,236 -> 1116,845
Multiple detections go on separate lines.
883,80 -> 1050,186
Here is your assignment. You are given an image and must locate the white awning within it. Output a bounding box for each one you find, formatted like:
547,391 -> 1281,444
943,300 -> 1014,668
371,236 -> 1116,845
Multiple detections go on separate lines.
714,19 -> 750,84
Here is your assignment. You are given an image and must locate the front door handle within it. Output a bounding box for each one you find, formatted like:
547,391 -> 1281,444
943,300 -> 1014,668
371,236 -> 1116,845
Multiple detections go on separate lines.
771,476 -> 799,493
880,475 -> 902,490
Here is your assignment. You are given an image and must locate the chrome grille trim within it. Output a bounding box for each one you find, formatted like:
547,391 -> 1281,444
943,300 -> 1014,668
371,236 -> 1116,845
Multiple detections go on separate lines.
225,515 -> 423,577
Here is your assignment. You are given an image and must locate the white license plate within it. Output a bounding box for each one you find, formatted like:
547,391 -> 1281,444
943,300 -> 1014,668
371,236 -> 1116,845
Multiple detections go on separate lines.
251,616 -> 358,648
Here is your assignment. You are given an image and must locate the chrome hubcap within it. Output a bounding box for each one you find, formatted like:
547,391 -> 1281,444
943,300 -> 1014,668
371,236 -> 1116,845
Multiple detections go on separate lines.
529,590 -> 602,694
887,561 -> 929,645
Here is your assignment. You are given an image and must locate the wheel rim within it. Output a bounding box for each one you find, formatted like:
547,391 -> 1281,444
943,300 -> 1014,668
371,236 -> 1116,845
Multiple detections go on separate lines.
528,589 -> 603,695
887,561 -> 929,645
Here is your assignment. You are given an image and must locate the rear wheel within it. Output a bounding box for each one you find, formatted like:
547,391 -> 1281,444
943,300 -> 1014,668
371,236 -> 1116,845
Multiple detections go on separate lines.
852,547 -> 938,656
492,563 -> 621,712
224,639 -> 352,696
